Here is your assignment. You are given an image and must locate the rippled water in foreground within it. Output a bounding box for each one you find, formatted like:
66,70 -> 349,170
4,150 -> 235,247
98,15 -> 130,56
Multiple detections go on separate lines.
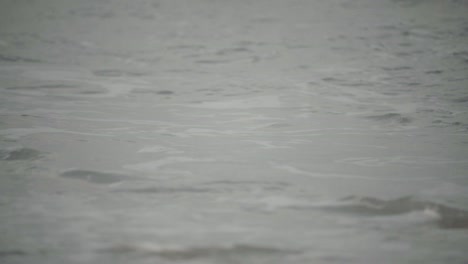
1,0 -> 468,263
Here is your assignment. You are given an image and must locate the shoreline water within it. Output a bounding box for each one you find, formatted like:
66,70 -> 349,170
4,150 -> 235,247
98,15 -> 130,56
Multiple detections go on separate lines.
1,0 -> 468,263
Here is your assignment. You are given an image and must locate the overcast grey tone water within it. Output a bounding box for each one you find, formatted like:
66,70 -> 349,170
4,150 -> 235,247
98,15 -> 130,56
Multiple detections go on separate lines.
1,0 -> 468,263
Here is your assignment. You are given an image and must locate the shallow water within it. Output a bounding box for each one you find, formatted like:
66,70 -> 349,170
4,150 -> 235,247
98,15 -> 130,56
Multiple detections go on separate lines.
1,0 -> 468,263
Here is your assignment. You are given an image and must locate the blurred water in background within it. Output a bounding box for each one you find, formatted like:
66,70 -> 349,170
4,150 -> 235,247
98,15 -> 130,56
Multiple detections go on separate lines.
1,0 -> 468,263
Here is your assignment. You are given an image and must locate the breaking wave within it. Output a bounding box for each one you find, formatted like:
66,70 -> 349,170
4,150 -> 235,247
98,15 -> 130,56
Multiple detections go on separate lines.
319,196 -> 468,229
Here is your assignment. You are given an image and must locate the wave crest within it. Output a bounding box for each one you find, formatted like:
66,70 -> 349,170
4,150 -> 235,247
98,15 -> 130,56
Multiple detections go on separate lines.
323,196 -> 468,229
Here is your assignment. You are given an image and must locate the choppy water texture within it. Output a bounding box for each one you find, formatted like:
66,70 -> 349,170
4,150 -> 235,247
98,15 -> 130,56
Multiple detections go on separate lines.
1,0 -> 468,263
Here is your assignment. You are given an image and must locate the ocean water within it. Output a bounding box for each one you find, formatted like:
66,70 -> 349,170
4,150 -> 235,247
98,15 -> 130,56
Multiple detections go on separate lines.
1,0 -> 468,263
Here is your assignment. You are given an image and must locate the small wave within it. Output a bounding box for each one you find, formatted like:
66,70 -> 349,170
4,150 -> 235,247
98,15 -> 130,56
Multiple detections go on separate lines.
321,196 -> 468,229
59,169 -> 128,184
382,66 -> 413,71
4,83 -> 107,96
195,59 -> 230,64
0,250 -> 27,257
364,113 -> 412,125
0,147 -> 42,161
0,54 -> 41,63
452,96 -> 468,103
216,47 -> 251,56
188,95 -> 282,109
102,243 -> 300,261
131,89 -> 174,95
92,69 -> 146,77
6,84 -> 77,90
125,157 -> 216,172
117,186 -> 212,194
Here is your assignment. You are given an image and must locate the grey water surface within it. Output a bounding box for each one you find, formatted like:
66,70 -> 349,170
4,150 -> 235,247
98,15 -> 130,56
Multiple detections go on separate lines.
1,0 -> 468,263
